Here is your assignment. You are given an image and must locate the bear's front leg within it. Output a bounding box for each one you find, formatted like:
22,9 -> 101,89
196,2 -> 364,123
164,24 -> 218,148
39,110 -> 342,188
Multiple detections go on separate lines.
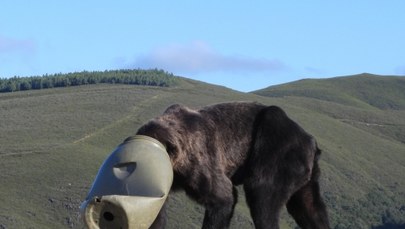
200,176 -> 237,229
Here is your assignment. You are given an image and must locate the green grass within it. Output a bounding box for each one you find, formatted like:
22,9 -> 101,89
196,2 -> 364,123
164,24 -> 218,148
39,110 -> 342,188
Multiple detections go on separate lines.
253,73 -> 405,110
1,74 -> 404,228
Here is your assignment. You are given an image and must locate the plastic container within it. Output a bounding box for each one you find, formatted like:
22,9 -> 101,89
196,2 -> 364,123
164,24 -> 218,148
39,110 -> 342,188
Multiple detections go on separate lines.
80,135 -> 173,229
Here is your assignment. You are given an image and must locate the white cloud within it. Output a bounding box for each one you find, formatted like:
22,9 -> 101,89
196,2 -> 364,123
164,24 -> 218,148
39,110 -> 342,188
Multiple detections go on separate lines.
130,41 -> 285,74
0,35 -> 36,54
395,65 -> 405,75
0,35 -> 37,77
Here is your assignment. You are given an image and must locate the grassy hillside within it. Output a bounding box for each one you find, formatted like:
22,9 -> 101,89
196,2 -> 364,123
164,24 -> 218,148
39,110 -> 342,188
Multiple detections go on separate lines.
0,73 -> 404,229
254,73 -> 405,110
253,73 -> 405,144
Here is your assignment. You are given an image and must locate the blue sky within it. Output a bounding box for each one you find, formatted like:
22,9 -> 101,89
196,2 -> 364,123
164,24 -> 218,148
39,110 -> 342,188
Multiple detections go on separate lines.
1,1 -> 404,92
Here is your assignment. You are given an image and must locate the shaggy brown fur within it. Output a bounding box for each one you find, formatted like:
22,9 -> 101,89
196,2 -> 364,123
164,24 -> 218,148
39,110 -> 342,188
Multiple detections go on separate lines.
136,102 -> 330,229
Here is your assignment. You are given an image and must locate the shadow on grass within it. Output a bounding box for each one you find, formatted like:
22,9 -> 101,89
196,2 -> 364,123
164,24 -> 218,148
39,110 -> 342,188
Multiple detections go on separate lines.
372,223 -> 405,229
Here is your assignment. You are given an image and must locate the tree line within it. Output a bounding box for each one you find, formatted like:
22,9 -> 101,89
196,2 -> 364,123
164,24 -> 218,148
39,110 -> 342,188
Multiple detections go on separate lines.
0,69 -> 178,93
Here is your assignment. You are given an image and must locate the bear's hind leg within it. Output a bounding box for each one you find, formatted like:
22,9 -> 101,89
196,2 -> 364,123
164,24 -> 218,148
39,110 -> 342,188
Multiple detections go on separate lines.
286,161 -> 330,229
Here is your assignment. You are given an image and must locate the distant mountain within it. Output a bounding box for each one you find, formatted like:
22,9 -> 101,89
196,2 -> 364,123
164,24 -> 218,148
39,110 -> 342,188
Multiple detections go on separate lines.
0,72 -> 404,229
253,73 -> 405,110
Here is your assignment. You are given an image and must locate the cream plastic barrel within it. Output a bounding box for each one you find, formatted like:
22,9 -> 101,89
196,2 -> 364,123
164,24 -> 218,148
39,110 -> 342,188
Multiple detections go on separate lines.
80,135 -> 173,229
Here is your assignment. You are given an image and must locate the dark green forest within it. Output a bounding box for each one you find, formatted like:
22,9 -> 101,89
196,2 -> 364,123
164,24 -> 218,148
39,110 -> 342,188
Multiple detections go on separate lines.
0,69 -> 178,93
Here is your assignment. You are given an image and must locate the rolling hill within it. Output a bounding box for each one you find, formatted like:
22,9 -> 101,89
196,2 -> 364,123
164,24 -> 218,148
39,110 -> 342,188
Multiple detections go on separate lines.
254,73 -> 405,110
0,72 -> 404,229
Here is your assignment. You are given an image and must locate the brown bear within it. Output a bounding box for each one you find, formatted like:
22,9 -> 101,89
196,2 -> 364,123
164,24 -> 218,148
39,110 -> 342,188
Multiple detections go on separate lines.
136,102 -> 330,229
